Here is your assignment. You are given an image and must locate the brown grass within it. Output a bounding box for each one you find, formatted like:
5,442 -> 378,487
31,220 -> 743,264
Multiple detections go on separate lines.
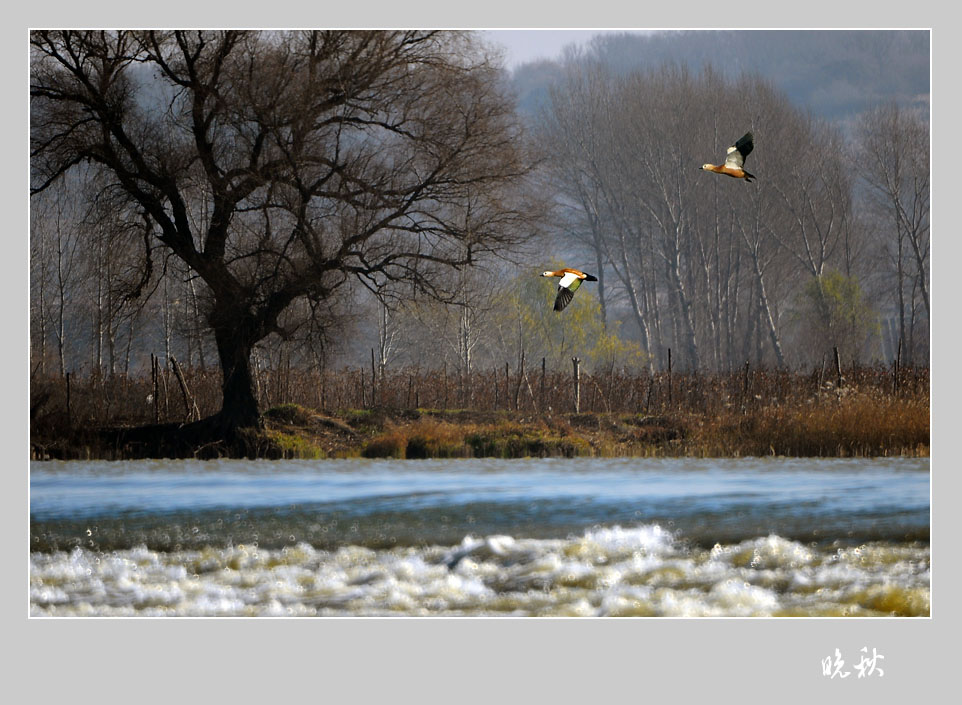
30,364 -> 929,460
696,390 -> 930,457
358,416 -> 592,459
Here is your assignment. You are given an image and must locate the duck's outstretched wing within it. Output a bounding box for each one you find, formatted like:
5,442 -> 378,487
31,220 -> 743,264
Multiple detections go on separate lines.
725,132 -> 754,168
554,285 -> 575,311
550,270 -> 595,311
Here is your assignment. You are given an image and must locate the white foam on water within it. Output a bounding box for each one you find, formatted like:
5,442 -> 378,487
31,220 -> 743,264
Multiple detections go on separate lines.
709,579 -> 781,616
29,529 -> 930,617
189,591 -> 247,617
581,524 -> 677,556
709,534 -> 816,571
597,586 -> 657,617
650,587 -> 718,618
30,584 -> 70,606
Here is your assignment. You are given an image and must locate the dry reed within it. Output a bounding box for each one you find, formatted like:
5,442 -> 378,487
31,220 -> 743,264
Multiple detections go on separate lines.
30,362 -> 929,459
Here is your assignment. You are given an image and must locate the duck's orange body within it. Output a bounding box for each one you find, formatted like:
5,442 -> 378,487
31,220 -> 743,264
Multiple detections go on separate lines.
701,131 -> 755,182
542,268 -> 594,279
541,268 -> 598,312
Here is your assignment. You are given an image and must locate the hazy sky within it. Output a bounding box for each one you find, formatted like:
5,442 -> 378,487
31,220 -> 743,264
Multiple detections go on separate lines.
482,29 -> 654,68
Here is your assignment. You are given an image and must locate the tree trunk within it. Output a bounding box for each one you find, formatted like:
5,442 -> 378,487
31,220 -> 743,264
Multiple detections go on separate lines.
209,310 -> 262,435
666,254 -> 699,370
592,232 -> 608,330
748,249 -> 787,369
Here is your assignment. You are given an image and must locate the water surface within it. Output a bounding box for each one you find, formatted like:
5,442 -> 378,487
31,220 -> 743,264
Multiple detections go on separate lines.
30,456 -> 929,617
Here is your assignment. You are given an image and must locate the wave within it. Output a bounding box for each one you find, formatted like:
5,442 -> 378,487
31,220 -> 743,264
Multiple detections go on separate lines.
30,524 -> 929,617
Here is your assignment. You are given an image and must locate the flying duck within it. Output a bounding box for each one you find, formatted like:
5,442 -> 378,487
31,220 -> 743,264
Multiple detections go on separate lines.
700,131 -> 755,182
541,268 -> 598,312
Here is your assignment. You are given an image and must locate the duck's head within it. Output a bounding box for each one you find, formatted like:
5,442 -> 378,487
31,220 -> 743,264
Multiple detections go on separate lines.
700,164 -> 713,171
541,271 -> 554,277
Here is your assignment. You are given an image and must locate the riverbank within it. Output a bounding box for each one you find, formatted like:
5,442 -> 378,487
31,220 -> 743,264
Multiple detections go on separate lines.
32,387 -> 929,460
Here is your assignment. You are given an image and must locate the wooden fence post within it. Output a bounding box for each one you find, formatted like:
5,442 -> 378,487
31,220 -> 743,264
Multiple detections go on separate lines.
816,355 -> 825,400
169,356 -> 199,423
320,366 -> 326,411
514,349 -> 525,410
65,371 -> 71,427
893,337 -> 902,396
540,357 -> 546,412
742,360 -> 750,411
572,357 -> 581,413
503,362 -> 509,410
371,348 -> 377,408
667,348 -> 673,408
152,354 -> 160,423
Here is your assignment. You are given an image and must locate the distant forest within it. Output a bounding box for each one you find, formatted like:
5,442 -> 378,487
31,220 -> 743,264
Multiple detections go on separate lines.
510,30 -> 930,124
30,30 -> 929,427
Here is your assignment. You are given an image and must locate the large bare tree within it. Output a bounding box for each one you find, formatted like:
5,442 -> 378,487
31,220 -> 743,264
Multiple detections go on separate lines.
31,30 -> 538,445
